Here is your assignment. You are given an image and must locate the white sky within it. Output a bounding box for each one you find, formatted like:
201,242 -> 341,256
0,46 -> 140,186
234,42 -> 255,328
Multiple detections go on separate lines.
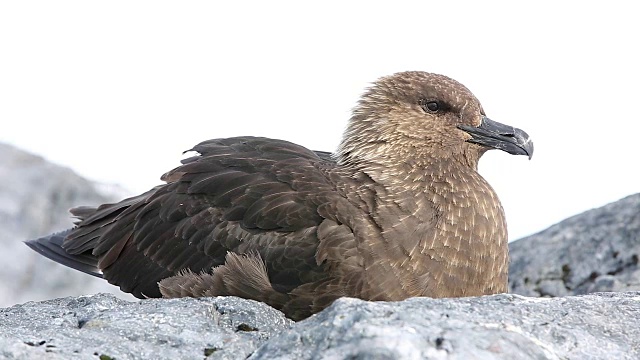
1,1 -> 638,241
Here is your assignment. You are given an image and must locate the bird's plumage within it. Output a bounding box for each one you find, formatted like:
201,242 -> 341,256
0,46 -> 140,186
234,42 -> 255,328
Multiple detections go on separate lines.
26,71 -> 533,320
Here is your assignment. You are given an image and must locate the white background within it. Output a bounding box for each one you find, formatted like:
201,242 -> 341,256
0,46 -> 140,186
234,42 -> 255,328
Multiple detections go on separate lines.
1,1 -> 637,240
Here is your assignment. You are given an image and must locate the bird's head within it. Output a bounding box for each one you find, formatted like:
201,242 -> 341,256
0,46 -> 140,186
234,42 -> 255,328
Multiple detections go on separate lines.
337,71 -> 533,168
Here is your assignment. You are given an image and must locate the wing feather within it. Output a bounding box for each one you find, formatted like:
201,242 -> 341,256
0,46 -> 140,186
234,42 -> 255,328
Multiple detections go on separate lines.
58,136 -> 356,300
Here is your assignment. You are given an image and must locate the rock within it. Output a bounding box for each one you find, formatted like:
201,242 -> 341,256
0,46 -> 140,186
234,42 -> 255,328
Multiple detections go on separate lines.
254,293 -> 640,360
0,293 -> 291,360
1,292 -> 639,359
509,193 -> 640,297
0,142 -> 135,307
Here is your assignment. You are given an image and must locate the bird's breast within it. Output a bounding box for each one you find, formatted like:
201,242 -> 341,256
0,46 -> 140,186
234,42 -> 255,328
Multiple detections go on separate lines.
421,167 -> 509,297
354,161 -> 509,300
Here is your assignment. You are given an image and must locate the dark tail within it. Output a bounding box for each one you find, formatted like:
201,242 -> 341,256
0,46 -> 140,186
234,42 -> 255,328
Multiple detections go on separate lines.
24,229 -> 103,278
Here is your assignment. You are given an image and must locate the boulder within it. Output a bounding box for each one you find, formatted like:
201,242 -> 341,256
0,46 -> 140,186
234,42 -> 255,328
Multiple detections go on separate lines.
0,142 -> 135,306
509,193 -> 640,297
1,292 -> 638,359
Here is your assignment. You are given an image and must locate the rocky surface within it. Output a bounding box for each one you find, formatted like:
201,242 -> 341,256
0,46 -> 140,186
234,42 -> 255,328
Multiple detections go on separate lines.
1,292 -> 639,359
509,193 -> 640,297
0,294 -> 291,360
0,142 -> 135,307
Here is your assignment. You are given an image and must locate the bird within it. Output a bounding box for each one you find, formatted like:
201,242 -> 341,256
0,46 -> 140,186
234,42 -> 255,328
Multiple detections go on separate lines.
26,71 -> 533,320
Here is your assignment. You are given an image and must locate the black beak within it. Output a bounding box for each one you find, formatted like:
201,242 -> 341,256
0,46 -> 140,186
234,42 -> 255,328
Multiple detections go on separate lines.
457,117 -> 533,159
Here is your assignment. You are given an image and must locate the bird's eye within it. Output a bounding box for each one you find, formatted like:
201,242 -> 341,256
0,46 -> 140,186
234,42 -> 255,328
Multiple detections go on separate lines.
420,99 -> 440,113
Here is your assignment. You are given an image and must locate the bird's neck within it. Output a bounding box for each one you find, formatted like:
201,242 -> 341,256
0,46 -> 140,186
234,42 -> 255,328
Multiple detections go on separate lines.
341,143 -> 483,194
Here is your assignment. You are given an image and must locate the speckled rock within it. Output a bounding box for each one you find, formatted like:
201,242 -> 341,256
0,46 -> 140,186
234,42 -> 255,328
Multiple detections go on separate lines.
0,293 -> 291,360
253,292 -> 640,360
0,142 -> 134,307
509,193 -> 640,297
2,292 -> 639,359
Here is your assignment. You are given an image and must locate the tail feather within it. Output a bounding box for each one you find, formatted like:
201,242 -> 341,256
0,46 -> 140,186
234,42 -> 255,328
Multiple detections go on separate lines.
24,229 -> 103,278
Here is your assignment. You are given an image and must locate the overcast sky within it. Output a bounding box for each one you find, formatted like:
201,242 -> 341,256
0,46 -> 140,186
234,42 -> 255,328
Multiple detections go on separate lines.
1,1 -> 637,241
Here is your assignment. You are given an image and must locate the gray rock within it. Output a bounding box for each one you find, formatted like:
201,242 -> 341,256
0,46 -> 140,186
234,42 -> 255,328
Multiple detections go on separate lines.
1,292 -> 639,359
0,142 -> 135,307
254,293 -> 640,360
0,293 -> 292,360
509,193 -> 640,297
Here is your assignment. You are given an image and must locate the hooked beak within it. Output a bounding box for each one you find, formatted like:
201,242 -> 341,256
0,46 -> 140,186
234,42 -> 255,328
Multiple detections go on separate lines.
457,117 -> 533,159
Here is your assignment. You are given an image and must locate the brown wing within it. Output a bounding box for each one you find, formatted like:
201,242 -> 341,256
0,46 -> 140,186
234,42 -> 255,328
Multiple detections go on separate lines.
61,136 -> 355,299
